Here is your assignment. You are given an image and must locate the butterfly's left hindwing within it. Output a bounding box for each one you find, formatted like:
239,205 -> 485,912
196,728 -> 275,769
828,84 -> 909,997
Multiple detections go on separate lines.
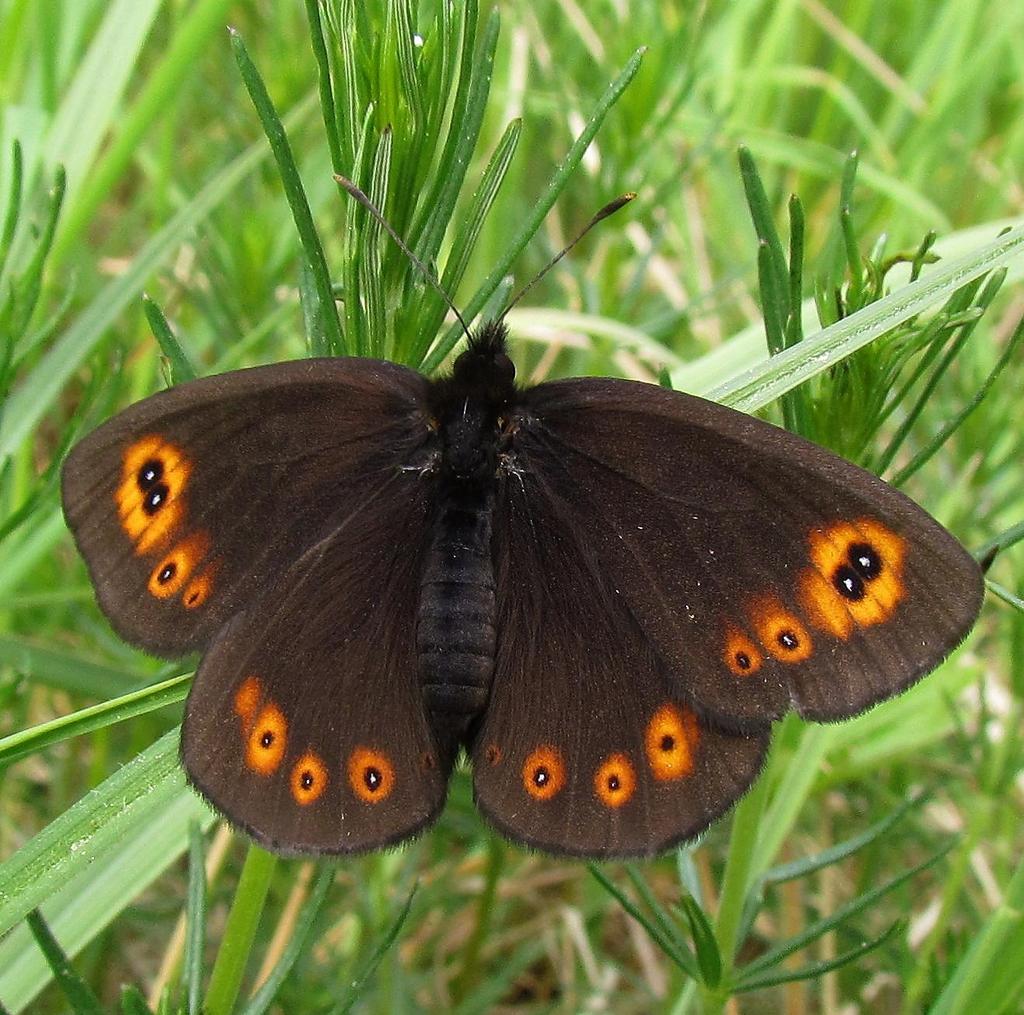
508,378 -> 984,728
62,358 -> 431,656
181,454 -> 452,854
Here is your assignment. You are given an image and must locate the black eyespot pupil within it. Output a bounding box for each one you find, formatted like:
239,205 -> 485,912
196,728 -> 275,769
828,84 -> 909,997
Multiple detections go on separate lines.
779,631 -> 799,650
534,767 -> 549,787
301,771 -> 313,789
834,565 -> 866,600
364,766 -> 381,791
143,484 -> 169,514
137,460 -> 163,489
849,542 -> 882,580
660,734 -> 675,752
607,774 -> 620,791
735,651 -> 751,669
260,731 -> 273,748
158,563 -> 177,584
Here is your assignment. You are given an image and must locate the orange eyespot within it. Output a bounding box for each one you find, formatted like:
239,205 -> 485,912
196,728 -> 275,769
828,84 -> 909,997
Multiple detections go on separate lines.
645,704 -> 699,781
594,753 -> 636,808
348,747 -> 395,804
245,703 -> 287,775
749,596 -> 813,662
807,519 -> 906,628
147,531 -> 210,599
115,436 -> 191,552
723,625 -> 764,676
182,559 -> 219,610
522,745 -> 566,801
291,752 -> 328,805
233,676 -> 263,725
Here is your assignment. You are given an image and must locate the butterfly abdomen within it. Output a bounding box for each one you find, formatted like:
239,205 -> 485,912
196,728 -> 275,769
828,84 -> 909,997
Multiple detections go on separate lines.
417,483 -> 497,721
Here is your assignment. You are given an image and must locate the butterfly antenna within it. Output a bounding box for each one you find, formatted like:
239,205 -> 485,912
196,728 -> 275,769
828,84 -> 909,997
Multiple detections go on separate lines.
500,192 -> 636,320
334,174 -> 473,342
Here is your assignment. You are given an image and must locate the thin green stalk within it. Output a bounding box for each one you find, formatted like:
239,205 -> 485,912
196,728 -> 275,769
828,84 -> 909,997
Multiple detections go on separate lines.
230,29 -> 345,356
451,835 -> 505,1003
422,46 -> 646,373
710,768 -> 771,992
203,844 -> 278,1015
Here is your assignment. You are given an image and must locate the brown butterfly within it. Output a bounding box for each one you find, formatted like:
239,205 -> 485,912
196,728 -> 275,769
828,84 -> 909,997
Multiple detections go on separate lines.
61,320 -> 983,857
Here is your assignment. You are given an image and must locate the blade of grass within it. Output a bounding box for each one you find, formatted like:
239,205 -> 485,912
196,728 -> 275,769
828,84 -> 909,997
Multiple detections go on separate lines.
709,223 -> 1024,412
422,46 -> 647,373
142,296 -> 199,384
0,728 -> 189,936
240,864 -> 335,1015
332,883 -> 418,1015
0,773 -> 214,1011
24,910 -> 105,1015
589,864 -> 699,977
735,918 -> 903,992
0,671 -> 191,767
184,824 -> 207,1015
230,29 -> 344,357
742,840 -> 954,977
203,844 -> 278,1015
51,0 -> 239,264
0,95 -> 319,464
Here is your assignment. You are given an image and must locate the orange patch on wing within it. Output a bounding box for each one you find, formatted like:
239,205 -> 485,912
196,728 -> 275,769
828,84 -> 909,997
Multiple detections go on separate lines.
245,703 -> 287,775
115,435 -> 191,552
645,704 -> 699,780
723,625 -> 764,676
182,559 -> 220,610
233,676 -> 263,724
291,752 -> 328,805
798,568 -> 855,639
749,596 -> 813,662
807,518 -> 906,628
594,753 -> 636,808
121,499 -> 185,554
522,745 -> 566,801
147,531 -> 210,599
348,747 -> 395,804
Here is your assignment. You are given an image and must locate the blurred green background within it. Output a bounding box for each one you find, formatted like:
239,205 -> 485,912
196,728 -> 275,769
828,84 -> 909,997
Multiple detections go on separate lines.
0,1 -> 1022,1012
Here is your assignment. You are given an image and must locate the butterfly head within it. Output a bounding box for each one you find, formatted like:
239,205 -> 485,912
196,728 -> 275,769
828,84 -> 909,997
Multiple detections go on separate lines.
431,320 -> 517,482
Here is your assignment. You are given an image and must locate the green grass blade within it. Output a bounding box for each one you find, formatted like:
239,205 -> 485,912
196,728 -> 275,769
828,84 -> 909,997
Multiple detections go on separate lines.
0,672 -> 190,767
51,0 -> 239,263
203,844 -> 278,1015
230,29 -> 344,357
0,770 -> 214,1011
589,864 -> 699,977
742,840 -> 954,977
333,883 -> 418,1015
422,46 -> 647,373
709,224 -> 1024,412
0,728 -> 189,936
735,918 -> 903,992
184,824 -> 207,1015
0,104 -> 317,463
24,910 -> 105,1015
142,295 -> 199,384
240,864 -> 336,1015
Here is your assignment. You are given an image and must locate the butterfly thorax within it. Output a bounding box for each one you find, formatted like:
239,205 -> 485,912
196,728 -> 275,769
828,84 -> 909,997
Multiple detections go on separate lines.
416,321 -> 517,735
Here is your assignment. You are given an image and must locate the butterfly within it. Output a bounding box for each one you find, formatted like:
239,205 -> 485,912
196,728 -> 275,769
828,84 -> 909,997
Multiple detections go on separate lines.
60,319 -> 984,858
